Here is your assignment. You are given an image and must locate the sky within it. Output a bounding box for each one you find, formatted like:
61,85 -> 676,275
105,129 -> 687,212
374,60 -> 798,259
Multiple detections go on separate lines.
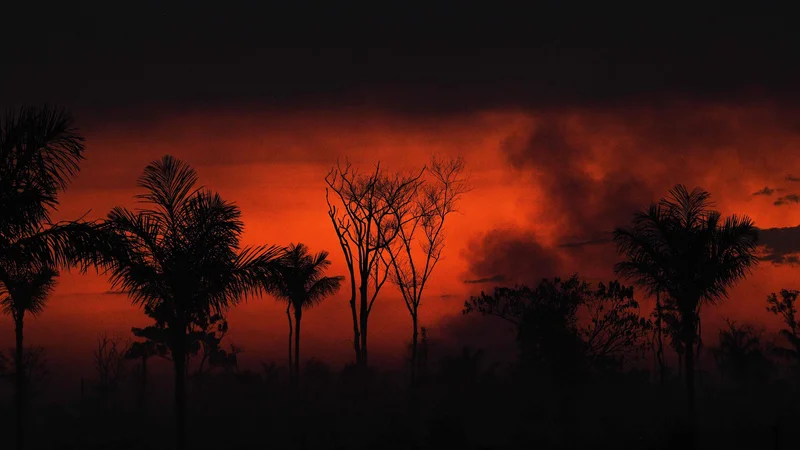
2,3 -> 800,383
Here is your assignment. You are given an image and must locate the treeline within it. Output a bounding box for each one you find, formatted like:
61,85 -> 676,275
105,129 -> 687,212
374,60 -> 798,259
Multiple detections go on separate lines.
1,105 -> 799,450
0,105 -> 469,450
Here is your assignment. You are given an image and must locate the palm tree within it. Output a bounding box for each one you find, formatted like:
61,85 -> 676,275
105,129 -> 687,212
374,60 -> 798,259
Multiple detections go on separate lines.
0,105 -> 106,450
272,243 -> 343,384
102,155 -> 284,450
613,185 -> 759,430
0,265 -> 57,449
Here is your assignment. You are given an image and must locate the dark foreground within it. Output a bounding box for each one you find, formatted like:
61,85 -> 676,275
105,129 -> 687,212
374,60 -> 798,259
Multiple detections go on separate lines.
1,357 -> 798,450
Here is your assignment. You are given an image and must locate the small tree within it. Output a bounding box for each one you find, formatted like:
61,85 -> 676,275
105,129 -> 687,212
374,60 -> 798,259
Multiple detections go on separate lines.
766,289 -> 800,370
271,243 -> 342,385
325,160 -> 423,367
463,275 -> 651,379
93,333 -> 131,393
711,319 -> 772,384
385,156 -> 469,384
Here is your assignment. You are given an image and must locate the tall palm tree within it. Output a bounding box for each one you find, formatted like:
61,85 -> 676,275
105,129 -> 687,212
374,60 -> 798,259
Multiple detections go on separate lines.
272,243 -> 343,384
613,185 -> 758,430
102,155 -> 284,450
0,105 -> 105,450
0,265 -> 57,449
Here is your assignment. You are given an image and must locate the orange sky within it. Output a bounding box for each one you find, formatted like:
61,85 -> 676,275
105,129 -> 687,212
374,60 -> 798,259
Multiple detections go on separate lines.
4,103 -> 800,381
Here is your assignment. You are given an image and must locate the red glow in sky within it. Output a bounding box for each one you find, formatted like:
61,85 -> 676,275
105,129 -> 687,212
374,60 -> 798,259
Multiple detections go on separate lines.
3,103 -> 800,378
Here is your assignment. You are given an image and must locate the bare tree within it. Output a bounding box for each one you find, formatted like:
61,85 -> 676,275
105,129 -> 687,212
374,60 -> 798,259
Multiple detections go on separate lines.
93,333 -> 131,396
325,160 -> 424,367
385,156 -> 469,383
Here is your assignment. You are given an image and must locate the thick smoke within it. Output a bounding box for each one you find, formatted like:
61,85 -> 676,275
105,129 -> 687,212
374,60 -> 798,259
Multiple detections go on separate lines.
463,104 -> 800,289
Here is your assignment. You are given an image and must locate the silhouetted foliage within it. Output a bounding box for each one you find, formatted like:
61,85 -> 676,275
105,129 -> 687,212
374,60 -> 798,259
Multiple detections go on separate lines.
767,289 -> 800,369
93,333 -> 130,393
463,275 -> 651,382
385,155 -> 470,384
271,243 -> 343,385
613,184 -> 759,436
0,105 -> 794,450
325,159 -> 424,367
100,155 -> 284,450
0,105 -> 106,450
711,319 -> 773,384
0,346 -> 50,398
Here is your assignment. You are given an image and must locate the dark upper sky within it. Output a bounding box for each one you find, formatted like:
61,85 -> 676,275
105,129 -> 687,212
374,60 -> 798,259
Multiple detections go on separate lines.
3,2 -> 799,122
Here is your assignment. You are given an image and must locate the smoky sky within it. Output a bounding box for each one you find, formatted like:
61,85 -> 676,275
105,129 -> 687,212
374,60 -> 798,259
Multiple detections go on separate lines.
2,3 -> 799,125
463,103 -> 800,285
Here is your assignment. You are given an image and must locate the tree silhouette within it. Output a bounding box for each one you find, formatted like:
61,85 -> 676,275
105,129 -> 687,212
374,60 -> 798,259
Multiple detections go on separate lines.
766,289 -> 800,370
385,156 -> 469,384
0,265 -> 57,448
711,319 -> 772,384
0,105 -> 105,450
325,160 -> 423,367
652,291 -> 667,383
124,337 -> 158,407
613,184 -> 759,439
463,275 -> 651,379
404,326 -> 430,379
101,155 -> 284,450
272,243 -> 343,385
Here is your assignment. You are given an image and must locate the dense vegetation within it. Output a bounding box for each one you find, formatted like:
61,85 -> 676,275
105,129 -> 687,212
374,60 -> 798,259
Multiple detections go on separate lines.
1,105 -> 798,450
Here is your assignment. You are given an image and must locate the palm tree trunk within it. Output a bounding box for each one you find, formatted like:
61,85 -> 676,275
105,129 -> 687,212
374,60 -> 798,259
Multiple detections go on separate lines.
683,310 -> 696,449
287,304 -> 293,382
14,314 -> 25,450
294,308 -> 302,386
173,336 -> 187,450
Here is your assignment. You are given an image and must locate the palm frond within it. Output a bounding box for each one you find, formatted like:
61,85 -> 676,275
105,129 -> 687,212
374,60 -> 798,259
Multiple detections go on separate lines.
0,265 -> 58,318
135,155 -> 201,222
0,104 -> 85,192
614,183 -> 759,326
304,276 -> 345,308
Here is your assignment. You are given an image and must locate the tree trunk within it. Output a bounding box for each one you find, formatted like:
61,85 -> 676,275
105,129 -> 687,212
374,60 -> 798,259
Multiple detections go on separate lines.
410,314 -> 419,385
655,294 -> 665,385
173,336 -> 187,450
14,314 -> 25,450
350,296 -> 362,366
140,355 -> 148,411
287,304 -> 293,382
360,312 -> 369,367
358,280 -> 369,367
294,308 -> 302,387
683,310 -> 697,449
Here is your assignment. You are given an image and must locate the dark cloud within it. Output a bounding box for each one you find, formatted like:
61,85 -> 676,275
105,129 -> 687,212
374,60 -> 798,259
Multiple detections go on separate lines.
758,226 -> 800,265
462,103 -> 800,284
753,187 -> 775,196
558,236 -> 614,248
787,175 -> 800,182
463,275 -> 507,285
463,229 -> 563,287
477,116 -> 672,282
774,194 -> 800,206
